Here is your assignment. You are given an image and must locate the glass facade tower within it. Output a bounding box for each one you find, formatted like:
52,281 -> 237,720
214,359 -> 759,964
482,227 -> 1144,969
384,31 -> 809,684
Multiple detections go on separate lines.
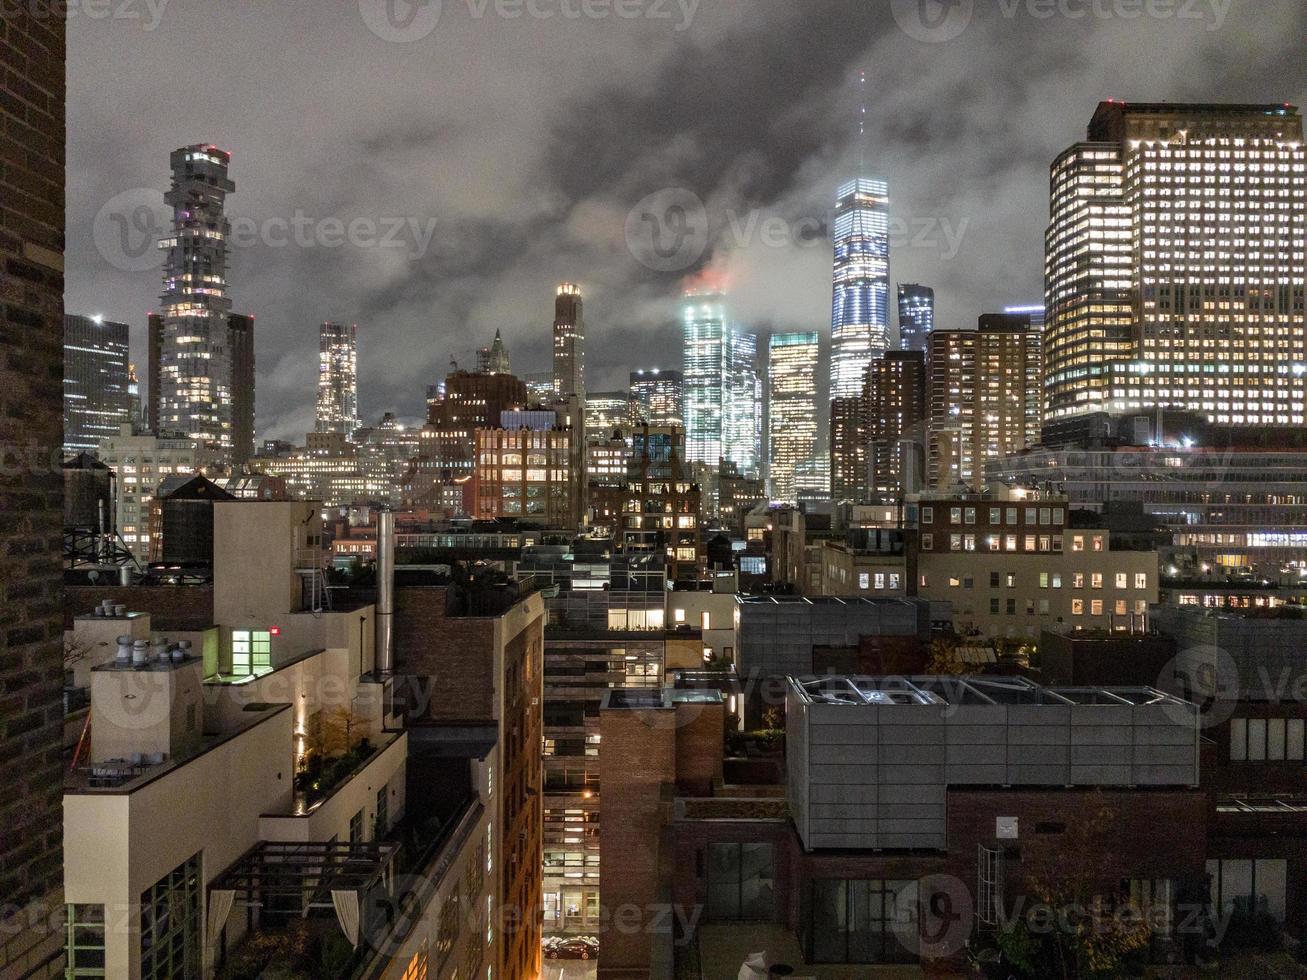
63,314 -> 130,455
897,283 -> 935,354
830,177 -> 891,400
1045,101 -> 1306,426
317,321 -> 359,438
768,332 -> 820,503
682,293 -> 761,477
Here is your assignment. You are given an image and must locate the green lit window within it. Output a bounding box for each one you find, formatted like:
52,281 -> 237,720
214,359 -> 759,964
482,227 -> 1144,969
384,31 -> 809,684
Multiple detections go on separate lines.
66,903 -> 106,977
231,630 -> 272,676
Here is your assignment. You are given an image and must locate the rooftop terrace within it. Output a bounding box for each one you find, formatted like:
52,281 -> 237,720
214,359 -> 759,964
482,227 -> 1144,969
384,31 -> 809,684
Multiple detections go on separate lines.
790,674 -> 1186,709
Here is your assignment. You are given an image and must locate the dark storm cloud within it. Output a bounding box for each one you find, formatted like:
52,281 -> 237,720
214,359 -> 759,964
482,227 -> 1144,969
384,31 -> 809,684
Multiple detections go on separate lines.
65,0 -> 1307,440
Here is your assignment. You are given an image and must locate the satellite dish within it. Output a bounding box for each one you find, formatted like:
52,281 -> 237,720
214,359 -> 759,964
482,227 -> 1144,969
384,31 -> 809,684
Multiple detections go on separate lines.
87,570 -> 101,584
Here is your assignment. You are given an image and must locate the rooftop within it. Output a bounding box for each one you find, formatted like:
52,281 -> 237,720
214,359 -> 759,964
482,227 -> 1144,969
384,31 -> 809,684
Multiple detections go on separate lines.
789,675 -> 1187,709
66,702 -> 291,794
736,594 -> 925,608
602,688 -> 724,711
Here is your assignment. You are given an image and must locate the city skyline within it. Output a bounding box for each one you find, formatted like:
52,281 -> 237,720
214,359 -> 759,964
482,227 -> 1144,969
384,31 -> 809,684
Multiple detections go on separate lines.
16,5 -> 1307,978
65,6 -> 1306,442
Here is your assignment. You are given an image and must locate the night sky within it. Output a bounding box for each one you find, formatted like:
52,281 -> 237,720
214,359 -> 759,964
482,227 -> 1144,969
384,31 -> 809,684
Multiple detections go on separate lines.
66,0 -> 1307,440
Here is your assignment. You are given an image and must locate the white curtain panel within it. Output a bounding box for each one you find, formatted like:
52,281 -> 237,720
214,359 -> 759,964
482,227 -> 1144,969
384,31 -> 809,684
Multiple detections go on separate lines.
332,889 -> 362,949
203,889 -> 236,975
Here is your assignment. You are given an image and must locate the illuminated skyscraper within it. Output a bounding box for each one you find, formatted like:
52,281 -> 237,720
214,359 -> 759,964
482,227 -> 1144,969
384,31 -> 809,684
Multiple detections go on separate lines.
63,313 -> 130,454
1045,101 -> 1305,428
830,176 -> 891,400
317,321 -> 359,438
682,294 -> 761,477
829,396 -> 866,503
928,314 -> 1041,489
553,282 -> 585,400
477,329 -> 511,375
866,350 -> 927,496
831,78 -> 890,401
585,390 -> 630,437
158,144 -> 236,464
767,332 -> 819,503
629,369 -> 683,427
897,283 -> 935,353
683,293 -> 727,467
725,328 -> 762,480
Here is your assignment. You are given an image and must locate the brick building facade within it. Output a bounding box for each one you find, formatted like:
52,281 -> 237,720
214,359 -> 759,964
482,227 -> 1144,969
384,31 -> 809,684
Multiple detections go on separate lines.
0,5 -> 66,977
392,577 -> 545,979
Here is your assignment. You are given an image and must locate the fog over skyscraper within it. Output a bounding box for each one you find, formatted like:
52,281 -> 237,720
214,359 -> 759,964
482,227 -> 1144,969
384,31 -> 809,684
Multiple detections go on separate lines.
830,74 -> 891,401
682,293 -> 760,478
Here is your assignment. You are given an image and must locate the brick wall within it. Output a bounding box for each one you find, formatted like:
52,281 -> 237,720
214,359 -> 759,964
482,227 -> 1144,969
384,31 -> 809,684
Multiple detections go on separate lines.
673,700 -> 723,796
64,585 -> 215,631
499,622 -> 545,980
598,705 -> 677,977
0,3 -> 66,977
393,585 -> 498,722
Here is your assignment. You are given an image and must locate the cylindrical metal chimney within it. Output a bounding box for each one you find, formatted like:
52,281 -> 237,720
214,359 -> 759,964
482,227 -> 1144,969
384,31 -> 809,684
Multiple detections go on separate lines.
375,509 -> 395,674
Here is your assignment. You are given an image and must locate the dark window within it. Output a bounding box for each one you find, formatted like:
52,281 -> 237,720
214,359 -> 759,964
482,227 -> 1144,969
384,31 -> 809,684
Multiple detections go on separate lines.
810,879 -> 918,964
707,842 -> 774,920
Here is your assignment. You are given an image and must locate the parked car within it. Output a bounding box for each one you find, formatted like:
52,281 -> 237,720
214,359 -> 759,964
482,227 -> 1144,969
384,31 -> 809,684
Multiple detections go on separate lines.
547,936 -> 599,960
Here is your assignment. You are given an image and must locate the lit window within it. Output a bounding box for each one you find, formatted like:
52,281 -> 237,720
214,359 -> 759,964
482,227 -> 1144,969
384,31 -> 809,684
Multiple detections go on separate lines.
1071,599 -> 1084,615
1116,573 -> 1128,589
859,573 -> 870,590
231,630 -> 272,676
1135,573 -> 1148,589
1090,600 -> 1104,616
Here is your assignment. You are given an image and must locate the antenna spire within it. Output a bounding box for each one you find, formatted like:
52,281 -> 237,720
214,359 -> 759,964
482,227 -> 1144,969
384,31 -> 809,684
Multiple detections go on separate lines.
857,69 -> 868,173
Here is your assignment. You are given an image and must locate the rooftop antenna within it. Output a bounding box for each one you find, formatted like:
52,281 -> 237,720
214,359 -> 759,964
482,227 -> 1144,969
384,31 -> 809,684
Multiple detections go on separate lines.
858,69 -> 868,174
